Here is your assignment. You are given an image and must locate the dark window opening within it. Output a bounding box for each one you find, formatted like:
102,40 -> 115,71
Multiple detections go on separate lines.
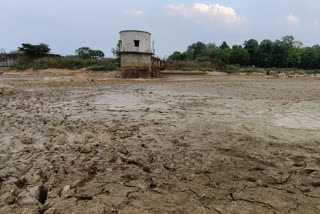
134,40 -> 140,47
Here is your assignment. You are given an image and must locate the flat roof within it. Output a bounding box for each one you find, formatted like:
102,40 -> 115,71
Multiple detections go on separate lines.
120,30 -> 151,35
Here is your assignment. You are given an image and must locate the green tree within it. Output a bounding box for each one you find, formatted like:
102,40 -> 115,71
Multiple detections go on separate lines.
280,35 -> 303,68
76,47 -> 105,59
186,42 -> 207,60
112,41 -> 121,61
300,47 -> 316,69
211,48 -> 230,70
272,40 -> 288,67
219,41 -> 230,50
18,43 -> 51,58
244,39 -> 259,66
291,48 -> 302,68
257,40 -> 274,67
229,45 -> 249,66
194,43 -> 218,62
168,51 -> 188,61
312,45 -> 320,68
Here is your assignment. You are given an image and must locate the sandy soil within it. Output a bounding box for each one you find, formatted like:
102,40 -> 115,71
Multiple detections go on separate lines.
0,71 -> 320,214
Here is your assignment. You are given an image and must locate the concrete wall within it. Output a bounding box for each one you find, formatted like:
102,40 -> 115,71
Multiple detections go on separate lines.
0,54 -> 19,67
119,30 -> 159,78
120,30 -> 152,54
121,53 -> 152,67
151,57 -> 161,77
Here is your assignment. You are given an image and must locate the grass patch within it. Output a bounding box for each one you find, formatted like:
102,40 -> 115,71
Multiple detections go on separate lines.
11,56 -> 35,70
305,70 -> 320,74
164,60 -> 215,71
85,64 -> 117,71
12,56 -> 118,71
224,70 -> 241,74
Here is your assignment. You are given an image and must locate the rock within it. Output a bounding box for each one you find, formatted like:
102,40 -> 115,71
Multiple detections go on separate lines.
23,172 -> 41,185
72,179 -> 86,188
43,207 -> 56,214
20,136 -> 35,145
17,190 -> 40,205
0,206 -> 13,214
1,192 -> 16,205
78,145 -> 92,153
0,84 -> 14,94
61,185 -> 71,197
27,185 -> 40,199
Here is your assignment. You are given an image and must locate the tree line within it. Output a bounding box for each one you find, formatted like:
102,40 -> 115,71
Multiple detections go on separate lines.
168,36 -> 320,70
11,43 -> 117,71
17,43 -> 105,59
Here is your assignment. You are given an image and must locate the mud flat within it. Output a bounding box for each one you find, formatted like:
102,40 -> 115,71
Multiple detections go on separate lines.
0,73 -> 320,213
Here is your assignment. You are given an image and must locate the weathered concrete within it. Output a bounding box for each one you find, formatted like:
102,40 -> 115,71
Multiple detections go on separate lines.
119,30 -> 153,54
119,30 -> 160,78
121,53 -> 152,67
0,54 -> 19,67
0,53 -> 60,68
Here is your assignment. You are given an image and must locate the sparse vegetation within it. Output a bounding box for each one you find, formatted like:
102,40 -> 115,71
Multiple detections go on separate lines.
32,56 -> 117,71
164,60 -> 215,71
111,41 -> 121,63
12,56 -> 118,71
12,43 -> 118,71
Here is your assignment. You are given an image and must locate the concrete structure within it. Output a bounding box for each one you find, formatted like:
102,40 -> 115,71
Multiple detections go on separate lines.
0,53 -> 60,67
119,30 -> 160,78
0,54 -> 19,67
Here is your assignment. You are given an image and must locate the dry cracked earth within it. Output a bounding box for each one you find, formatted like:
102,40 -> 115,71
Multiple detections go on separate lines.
0,74 -> 320,214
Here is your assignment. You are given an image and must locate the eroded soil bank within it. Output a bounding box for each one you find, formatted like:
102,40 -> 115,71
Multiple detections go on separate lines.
0,74 -> 320,214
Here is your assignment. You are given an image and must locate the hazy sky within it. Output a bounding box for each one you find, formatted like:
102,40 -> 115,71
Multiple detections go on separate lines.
1,0 -> 319,57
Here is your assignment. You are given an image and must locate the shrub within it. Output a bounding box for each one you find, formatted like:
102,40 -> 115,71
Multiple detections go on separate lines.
85,63 -> 117,71
241,67 -> 259,73
75,47 -> 105,59
306,70 -> 320,74
18,43 -> 50,58
164,60 -> 216,71
13,56 -> 118,71
225,64 -> 240,70
11,56 -> 34,70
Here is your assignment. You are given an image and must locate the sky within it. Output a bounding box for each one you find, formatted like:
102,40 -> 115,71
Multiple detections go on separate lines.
1,0 -> 319,58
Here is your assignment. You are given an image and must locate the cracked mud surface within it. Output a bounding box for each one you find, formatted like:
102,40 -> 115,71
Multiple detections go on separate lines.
1,74 -> 320,213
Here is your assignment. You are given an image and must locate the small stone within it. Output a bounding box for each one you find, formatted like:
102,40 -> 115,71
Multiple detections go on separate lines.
28,186 -> 40,199
23,172 -> 41,185
21,137 -> 35,145
78,145 -> 91,153
72,179 -> 86,188
61,185 -> 71,197
2,192 -> 15,205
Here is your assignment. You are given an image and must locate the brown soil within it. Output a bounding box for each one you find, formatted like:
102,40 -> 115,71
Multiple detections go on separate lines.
0,71 -> 320,214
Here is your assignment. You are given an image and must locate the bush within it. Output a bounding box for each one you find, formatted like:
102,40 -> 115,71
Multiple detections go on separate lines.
13,56 -> 118,71
168,51 -> 188,61
11,56 -> 35,70
225,64 -> 240,70
306,70 -> 320,74
224,66 -> 264,73
85,63 -> 117,71
164,60 -> 216,71
241,67 -> 259,73
75,47 -> 105,59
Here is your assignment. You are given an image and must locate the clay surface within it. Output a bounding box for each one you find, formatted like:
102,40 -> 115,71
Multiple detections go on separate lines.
1,72 -> 320,213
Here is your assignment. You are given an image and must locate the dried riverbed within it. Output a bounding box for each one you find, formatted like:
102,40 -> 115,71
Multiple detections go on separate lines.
0,72 -> 320,213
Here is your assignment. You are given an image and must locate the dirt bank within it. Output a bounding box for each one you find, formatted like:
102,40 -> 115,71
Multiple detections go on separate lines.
0,74 -> 320,213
